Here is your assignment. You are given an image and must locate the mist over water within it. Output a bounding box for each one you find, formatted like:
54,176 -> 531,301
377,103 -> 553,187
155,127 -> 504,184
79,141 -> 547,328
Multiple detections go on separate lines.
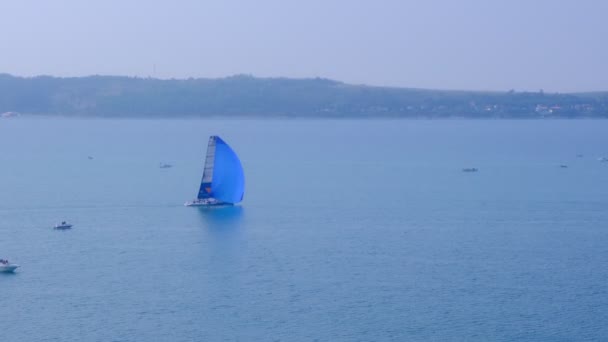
1,118 -> 608,340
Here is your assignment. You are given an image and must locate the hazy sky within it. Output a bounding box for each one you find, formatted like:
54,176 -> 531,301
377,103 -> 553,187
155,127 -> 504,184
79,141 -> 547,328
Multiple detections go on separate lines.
1,0 -> 606,92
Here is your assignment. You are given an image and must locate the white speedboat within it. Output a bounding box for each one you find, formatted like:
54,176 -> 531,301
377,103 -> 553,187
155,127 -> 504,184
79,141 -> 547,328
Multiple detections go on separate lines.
54,221 -> 73,230
0,259 -> 19,273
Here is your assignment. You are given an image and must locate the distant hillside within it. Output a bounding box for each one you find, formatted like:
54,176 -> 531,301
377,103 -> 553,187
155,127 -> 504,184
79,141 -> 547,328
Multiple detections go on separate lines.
0,74 -> 607,118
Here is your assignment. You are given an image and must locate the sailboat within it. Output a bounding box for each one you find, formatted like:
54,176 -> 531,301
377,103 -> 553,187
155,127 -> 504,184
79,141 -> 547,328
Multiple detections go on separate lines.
185,136 -> 245,207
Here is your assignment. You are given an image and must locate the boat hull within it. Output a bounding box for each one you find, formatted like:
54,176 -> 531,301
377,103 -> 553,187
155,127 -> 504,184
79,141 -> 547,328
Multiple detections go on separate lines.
54,225 -> 72,230
0,265 -> 19,273
184,199 -> 233,207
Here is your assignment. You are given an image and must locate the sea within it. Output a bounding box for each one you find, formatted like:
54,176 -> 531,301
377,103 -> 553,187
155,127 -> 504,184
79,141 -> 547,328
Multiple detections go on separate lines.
1,118 -> 607,341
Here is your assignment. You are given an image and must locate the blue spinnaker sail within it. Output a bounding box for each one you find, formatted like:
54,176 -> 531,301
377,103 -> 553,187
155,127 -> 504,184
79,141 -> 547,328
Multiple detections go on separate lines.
197,136 -> 244,204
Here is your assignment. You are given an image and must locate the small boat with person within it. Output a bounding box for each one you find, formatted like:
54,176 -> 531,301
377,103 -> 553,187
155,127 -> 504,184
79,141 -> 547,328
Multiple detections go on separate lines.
54,221 -> 73,230
462,167 -> 478,172
185,135 -> 244,207
0,259 -> 19,273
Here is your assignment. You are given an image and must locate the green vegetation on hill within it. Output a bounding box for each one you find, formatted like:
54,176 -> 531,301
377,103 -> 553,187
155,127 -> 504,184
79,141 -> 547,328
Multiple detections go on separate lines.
0,74 -> 606,118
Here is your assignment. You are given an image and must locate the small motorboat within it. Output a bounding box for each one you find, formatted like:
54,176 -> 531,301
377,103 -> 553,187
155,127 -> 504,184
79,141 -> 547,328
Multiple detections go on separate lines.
159,163 -> 173,169
462,168 -> 478,172
54,221 -> 73,230
0,259 -> 19,273
559,164 -> 568,168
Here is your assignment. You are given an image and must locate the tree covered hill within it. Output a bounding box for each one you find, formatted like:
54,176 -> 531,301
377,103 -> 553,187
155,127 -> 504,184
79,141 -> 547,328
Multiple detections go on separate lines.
0,73 -> 606,118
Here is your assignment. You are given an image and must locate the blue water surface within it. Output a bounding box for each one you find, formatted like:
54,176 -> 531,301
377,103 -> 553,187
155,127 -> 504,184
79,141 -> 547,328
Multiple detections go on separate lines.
1,118 -> 607,341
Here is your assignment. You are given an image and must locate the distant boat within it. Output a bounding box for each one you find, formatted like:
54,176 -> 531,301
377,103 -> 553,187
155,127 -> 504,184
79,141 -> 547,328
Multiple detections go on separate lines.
598,157 -> 608,163
159,163 -> 173,169
0,259 -> 19,273
576,154 -> 584,158
559,164 -> 568,168
54,221 -> 72,230
1,111 -> 19,118
462,168 -> 478,172
185,136 -> 244,207
87,156 -> 94,160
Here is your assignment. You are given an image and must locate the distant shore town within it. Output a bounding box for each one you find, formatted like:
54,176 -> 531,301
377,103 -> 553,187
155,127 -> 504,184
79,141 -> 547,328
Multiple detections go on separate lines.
0,74 -> 606,118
